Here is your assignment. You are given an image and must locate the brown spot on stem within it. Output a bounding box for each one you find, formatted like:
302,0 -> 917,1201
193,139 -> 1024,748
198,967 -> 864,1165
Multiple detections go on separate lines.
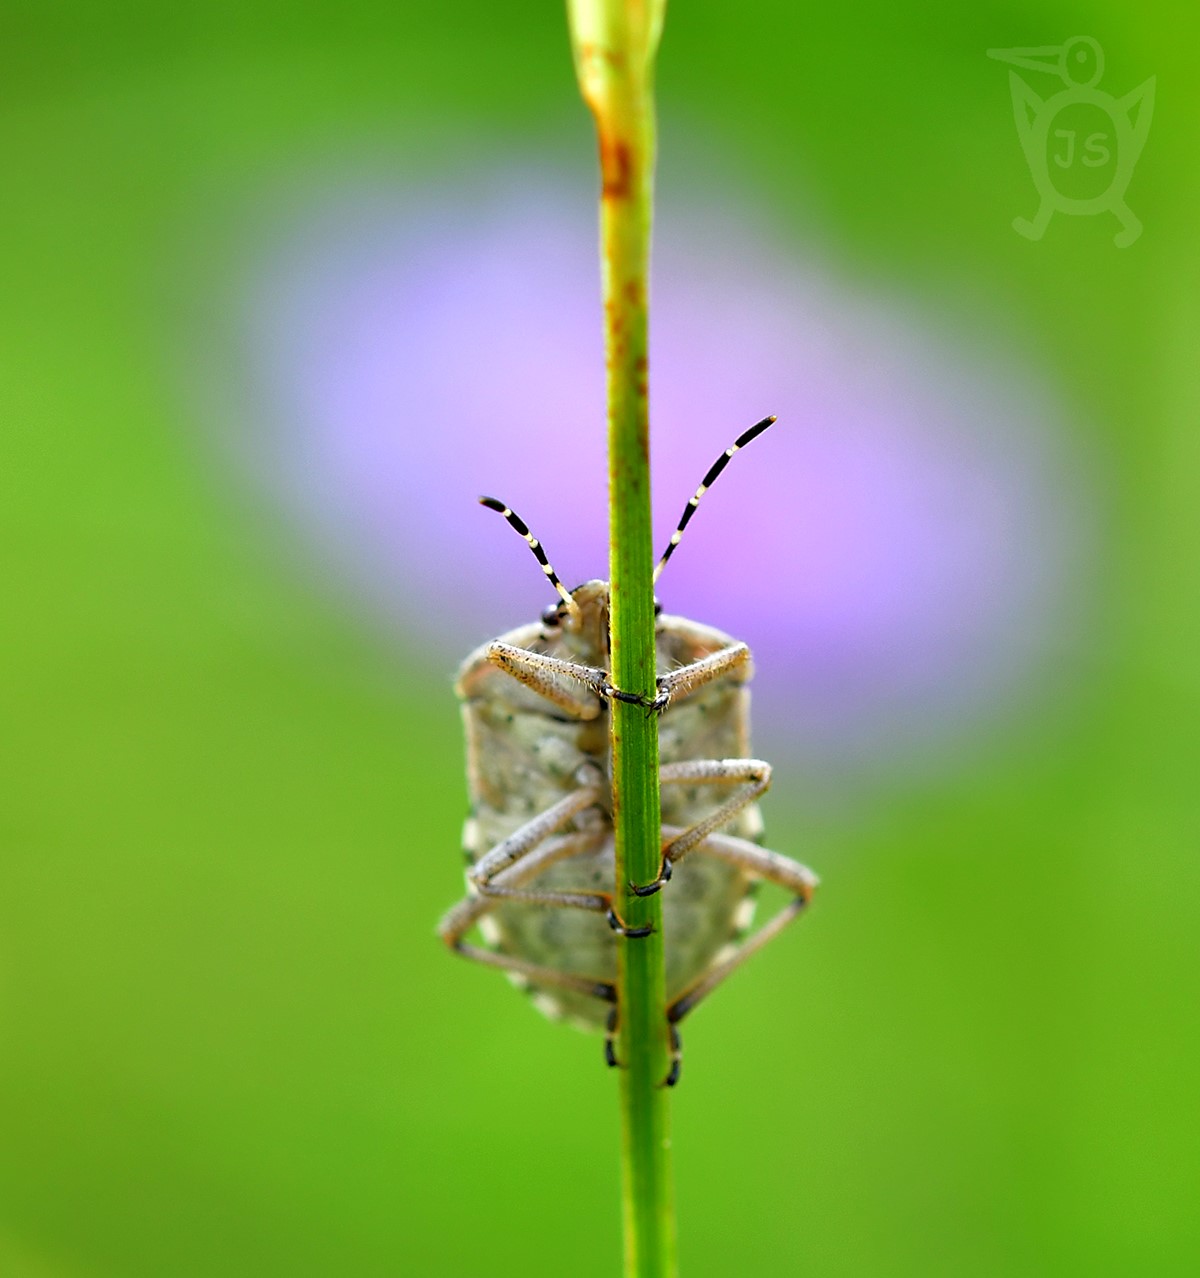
578,42 -> 622,70
599,134 -> 633,200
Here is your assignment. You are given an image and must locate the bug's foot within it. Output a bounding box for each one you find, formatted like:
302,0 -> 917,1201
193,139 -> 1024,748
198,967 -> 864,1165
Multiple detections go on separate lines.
601,677 -> 669,716
642,684 -> 671,718
660,1024 -> 682,1087
606,908 -> 654,939
630,859 -> 672,898
604,1008 -> 625,1069
602,680 -> 646,707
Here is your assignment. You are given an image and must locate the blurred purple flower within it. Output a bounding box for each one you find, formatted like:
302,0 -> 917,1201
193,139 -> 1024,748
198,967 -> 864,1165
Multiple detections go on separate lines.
206,163 -> 1092,789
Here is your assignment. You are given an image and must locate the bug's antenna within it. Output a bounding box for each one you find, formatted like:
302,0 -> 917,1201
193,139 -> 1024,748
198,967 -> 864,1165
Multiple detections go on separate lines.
479,497 -> 580,616
653,415 -> 777,584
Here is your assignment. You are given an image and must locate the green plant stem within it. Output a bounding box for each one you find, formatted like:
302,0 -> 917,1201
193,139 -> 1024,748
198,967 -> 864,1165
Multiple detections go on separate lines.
566,3 -> 675,1277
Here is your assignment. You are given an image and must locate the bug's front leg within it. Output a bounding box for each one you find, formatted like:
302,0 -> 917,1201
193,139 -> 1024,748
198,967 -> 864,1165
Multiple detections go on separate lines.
643,640 -> 751,714
484,642 -> 643,719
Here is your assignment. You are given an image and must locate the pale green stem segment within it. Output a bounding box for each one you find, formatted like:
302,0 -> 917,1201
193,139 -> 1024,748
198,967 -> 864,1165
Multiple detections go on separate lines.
566,4 -> 676,1277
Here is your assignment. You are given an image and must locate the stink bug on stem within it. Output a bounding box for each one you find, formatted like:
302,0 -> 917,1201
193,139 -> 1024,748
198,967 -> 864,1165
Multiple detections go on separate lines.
438,416 -> 818,1084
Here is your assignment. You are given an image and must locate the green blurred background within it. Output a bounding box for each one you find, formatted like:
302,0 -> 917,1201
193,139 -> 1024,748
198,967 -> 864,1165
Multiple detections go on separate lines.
3,2 -> 1197,1275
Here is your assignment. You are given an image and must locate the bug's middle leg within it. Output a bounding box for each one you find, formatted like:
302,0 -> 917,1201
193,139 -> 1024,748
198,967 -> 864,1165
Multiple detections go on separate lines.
465,780 -> 653,937
439,814 -> 628,1001
631,757 -> 771,897
439,843 -> 623,1001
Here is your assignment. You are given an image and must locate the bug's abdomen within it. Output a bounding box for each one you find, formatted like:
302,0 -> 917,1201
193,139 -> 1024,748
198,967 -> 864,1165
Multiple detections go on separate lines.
459,624 -> 763,1030
463,695 -> 602,824
462,687 -> 618,1028
661,854 -> 750,1001
656,646 -> 761,1001
488,841 -> 621,1028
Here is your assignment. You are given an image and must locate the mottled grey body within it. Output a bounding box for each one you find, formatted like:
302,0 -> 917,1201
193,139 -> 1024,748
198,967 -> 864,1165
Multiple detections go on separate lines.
453,582 -> 763,1027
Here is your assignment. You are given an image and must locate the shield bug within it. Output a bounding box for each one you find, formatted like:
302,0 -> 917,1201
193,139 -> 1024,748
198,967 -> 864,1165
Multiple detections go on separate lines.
438,416 -> 818,1083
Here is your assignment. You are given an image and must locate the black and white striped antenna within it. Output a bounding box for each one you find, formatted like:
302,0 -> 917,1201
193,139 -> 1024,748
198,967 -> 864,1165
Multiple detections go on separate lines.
653,415 -> 777,584
479,497 -> 580,617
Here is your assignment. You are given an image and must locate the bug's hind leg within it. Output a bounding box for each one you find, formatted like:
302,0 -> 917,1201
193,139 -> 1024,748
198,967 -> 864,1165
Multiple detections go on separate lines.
664,827 -> 817,1029
439,778 -> 651,1006
438,830 -> 623,1003
442,931 -> 618,1007
632,758 -> 771,897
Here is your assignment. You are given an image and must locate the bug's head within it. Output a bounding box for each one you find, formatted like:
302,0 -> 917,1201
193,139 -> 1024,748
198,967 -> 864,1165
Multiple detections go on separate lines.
539,582 -> 660,656
545,579 -> 611,652
540,587 -> 660,624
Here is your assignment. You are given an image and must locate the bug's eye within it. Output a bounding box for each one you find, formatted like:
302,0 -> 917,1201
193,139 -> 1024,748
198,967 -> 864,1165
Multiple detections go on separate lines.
541,603 -> 563,628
